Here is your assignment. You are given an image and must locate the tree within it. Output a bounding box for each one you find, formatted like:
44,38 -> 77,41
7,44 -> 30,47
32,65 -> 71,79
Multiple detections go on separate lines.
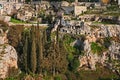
30,31 -> 37,73
25,0 -> 30,3
37,27 -> 43,74
23,37 -> 28,73
31,39 -> 37,73
69,58 -> 80,71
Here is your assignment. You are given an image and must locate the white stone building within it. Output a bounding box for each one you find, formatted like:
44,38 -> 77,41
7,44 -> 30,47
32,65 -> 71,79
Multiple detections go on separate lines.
74,6 -> 87,16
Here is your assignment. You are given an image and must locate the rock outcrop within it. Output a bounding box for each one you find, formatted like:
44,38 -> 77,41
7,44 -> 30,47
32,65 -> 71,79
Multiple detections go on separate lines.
16,4 -> 35,21
0,27 -> 18,79
57,19 -> 120,71
0,44 -> 18,79
78,24 -> 120,71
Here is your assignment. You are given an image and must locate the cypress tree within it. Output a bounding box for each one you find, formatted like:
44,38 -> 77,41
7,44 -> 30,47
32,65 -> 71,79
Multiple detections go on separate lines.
37,29 -> 43,74
23,36 -> 28,73
30,27 -> 37,73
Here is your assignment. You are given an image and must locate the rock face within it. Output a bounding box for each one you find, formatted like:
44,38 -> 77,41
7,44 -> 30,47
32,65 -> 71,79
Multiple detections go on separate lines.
78,15 -> 120,25
0,29 -> 8,44
0,27 -> 18,79
77,24 -> 120,71
0,16 -> 11,22
54,18 -> 120,71
16,4 -> 35,21
109,41 -> 120,60
79,25 -> 120,70
0,44 -> 18,78
1,3 -> 22,16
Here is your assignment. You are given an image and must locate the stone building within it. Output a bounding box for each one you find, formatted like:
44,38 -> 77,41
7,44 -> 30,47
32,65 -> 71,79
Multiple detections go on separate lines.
74,0 -> 87,16
74,6 -> 87,16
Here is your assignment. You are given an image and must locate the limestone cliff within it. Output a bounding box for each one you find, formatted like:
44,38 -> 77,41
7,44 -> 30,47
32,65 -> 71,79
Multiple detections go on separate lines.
0,28 -> 18,79
76,24 -> 120,74
55,19 -> 120,73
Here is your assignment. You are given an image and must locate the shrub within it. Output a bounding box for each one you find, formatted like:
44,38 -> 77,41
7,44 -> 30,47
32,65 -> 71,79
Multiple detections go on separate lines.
67,53 -> 74,62
91,42 -> 104,54
5,77 -> 16,80
70,58 -> 80,72
54,75 -> 62,80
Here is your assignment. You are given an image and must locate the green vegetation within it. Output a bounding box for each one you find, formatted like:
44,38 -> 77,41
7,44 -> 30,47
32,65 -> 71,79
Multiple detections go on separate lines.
69,58 -> 80,72
54,75 -> 62,80
78,64 -> 119,80
25,0 -> 30,3
63,34 -> 76,54
5,77 -> 16,80
91,42 -> 105,54
107,5 -> 119,11
10,18 -> 26,24
103,12 -> 120,16
67,53 -> 74,62
62,34 -> 81,72
93,21 -> 115,25
30,38 -> 37,73
15,26 -> 68,79
4,22 -> 119,80
83,4 -> 120,17
104,5 -> 120,16
83,6 -> 106,15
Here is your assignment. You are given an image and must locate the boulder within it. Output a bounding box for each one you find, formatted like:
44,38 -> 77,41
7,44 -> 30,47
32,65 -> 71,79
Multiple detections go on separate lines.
0,27 -> 18,79
79,53 -> 98,70
16,4 -> 35,21
0,44 -> 18,79
4,16 -> 11,22
0,16 -> 11,22
0,29 -> 8,45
